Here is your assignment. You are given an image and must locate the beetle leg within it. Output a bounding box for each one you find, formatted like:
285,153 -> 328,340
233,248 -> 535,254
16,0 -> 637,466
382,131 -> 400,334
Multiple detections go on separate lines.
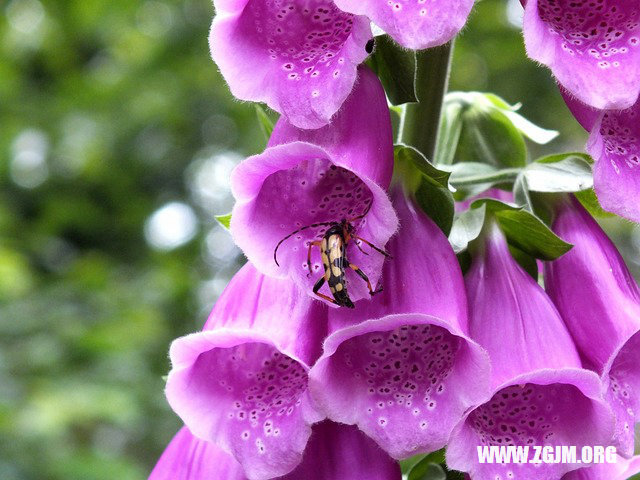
353,239 -> 369,256
307,240 -> 323,277
351,235 -> 392,258
312,275 -> 338,305
347,262 -> 382,296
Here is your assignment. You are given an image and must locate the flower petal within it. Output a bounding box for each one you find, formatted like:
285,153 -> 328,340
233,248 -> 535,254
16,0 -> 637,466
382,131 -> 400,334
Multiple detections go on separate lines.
449,220 -> 615,478
230,145 -> 397,304
149,423 -> 401,480
586,101 -> 640,223
466,222 -> 583,388
545,196 -> 640,455
448,369 -> 615,479
604,332 -> 640,456
544,196 -> 640,371
210,0 -> 372,129
283,421 -> 401,479
564,454 -> 640,479
330,190 -> 469,332
333,0 -> 474,50
524,0 -> 640,110
165,264 -> 327,480
230,68 -> 396,305
269,65 -> 394,189
149,427 -> 245,480
309,192 -> 491,458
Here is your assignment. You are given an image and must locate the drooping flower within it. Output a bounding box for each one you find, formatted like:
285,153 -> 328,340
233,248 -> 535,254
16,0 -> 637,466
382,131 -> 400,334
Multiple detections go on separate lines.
308,190 -> 491,459
544,195 -> 640,456
561,89 -> 640,223
164,263 -> 328,480
584,102 -> 640,224
563,455 -> 640,480
447,221 -> 614,479
230,66 -> 398,306
523,0 -> 640,111
149,421 -> 401,480
209,0 -> 373,129
333,0 -> 475,50
150,426 -> 246,480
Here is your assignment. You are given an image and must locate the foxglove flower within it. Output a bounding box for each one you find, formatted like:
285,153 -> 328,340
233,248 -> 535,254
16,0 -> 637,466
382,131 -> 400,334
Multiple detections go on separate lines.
447,222 -> 614,479
308,190 -> 491,459
149,421 -> 401,480
165,263 -> 328,480
209,0 -> 372,129
545,196 -> 640,456
333,0 -> 475,50
230,66 -> 398,306
562,89 -> 640,223
150,426 -> 246,480
563,455 -> 640,480
523,0 -> 640,111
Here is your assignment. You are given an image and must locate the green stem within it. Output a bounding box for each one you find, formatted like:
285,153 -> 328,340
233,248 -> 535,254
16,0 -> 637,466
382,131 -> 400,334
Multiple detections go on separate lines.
400,41 -> 453,161
450,168 -> 521,187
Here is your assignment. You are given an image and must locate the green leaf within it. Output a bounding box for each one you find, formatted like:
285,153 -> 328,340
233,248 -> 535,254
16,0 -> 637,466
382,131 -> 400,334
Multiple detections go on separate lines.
508,244 -> 539,281
457,106 -> 527,168
496,211 -> 571,260
484,93 -> 558,144
446,162 -> 520,199
437,92 -> 558,171
472,198 -> 521,213
400,454 -> 430,475
403,450 -> 446,480
471,199 -> 573,260
366,35 -> 417,105
523,153 -> 593,192
448,162 -> 497,191
408,462 -> 446,480
502,110 -> 558,144
448,204 -> 487,253
414,181 -> 456,236
513,174 -> 534,212
394,145 -> 455,235
255,105 -> 274,142
574,188 -> 616,218
484,92 -> 518,110
215,213 -> 232,230
434,101 -> 464,166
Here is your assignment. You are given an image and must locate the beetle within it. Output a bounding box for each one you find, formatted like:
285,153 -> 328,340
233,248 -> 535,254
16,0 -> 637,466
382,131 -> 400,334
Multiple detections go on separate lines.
273,206 -> 391,308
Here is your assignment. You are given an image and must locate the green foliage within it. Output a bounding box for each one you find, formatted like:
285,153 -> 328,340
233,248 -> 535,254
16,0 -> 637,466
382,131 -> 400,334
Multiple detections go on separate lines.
575,188 -> 616,218
394,145 -> 455,235
448,204 -> 487,253
255,105 -> 275,143
215,213 -> 232,230
471,199 -> 573,260
521,153 -> 593,193
366,34 -> 418,105
449,199 -> 573,261
400,450 -> 465,480
435,92 -> 557,169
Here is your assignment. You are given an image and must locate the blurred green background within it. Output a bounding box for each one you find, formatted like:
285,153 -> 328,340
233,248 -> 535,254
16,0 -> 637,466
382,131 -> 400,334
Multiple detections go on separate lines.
0,0 -> 638,479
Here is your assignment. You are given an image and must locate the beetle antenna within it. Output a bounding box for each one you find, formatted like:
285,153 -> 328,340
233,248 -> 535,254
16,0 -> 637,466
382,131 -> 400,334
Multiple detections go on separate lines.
273,221 -> 334,266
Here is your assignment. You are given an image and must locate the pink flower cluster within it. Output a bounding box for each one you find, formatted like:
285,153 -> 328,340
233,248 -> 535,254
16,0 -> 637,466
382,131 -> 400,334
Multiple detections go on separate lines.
149,1 -> 640,479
